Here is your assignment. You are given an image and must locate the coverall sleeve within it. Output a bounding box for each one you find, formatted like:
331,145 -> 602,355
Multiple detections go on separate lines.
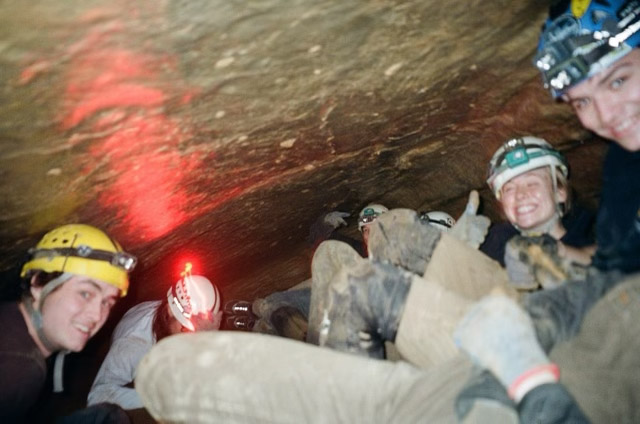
87,335 -> 152,410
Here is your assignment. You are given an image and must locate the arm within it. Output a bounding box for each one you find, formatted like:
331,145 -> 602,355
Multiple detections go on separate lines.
524,268 -> 621,352
558,242 -> 596,266
308,211 -> 350,250
0,353 -> 46,421
88,336 -> 152,410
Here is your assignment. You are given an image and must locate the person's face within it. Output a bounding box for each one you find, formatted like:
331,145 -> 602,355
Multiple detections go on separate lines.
563,48 -> 640,151
34,276 -> 119,353
166,309 -> 221,335
500,167 -> 566,231
361,224 -> 371,247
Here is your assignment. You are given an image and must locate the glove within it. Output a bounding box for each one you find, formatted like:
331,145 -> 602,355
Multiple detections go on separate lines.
505,235 -> 589,290
450,191 -> 491,249
191,310 -> 223,331
454,295 -> 559,403
323,211 -> 350,229
504,239 -> 538,290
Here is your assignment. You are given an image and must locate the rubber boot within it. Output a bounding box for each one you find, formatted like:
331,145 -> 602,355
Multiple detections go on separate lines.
320,259 -> 412,359
224,300 -> 253,315
307,240 -> 366,345
367,208 -> 442,276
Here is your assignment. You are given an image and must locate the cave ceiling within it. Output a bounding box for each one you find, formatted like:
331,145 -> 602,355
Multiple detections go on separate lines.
0,0 -> 607,304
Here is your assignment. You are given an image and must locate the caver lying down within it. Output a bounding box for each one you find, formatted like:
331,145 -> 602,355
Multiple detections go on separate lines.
135,0 -> 640,422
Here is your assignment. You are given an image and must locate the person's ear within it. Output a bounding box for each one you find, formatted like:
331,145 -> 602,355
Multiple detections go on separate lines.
556,185 -> 568,203
30,275 -> 44,311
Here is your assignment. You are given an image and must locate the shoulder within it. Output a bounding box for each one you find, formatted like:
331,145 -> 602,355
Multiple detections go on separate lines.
602,143 -> 640,177
561,204 -> 596,247
0,305 -> 47,421
480,222 -> 518,265
0,302 -> 45,366
120,301 -> 161,322
112,301 -> 160,339
0,359 -> 46,421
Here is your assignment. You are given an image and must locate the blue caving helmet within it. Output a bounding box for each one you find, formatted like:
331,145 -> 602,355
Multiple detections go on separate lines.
535,0 -> 640,98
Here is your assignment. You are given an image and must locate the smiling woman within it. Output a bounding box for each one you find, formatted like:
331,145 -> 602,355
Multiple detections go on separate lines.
480,136 -> 596,287
487,137 -> 570,239
0,224 -> 137,422
500,167 -> 567,236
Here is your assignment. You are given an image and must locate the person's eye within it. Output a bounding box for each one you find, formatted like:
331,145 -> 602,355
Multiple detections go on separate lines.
80,291 -> 92,300
609,76 -> 626,90
102,298 -> 116,310
571,98 -> 590,111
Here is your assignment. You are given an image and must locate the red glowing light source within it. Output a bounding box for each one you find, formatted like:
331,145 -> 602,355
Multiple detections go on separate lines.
175,255 -> 201,279
181,262 -> 193,278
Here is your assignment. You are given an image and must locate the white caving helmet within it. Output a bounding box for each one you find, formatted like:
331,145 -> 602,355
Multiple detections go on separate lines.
487,136 -> 568,200
419,211 -> 456,232
167,274 -> 221,331
358,204 -> 389,232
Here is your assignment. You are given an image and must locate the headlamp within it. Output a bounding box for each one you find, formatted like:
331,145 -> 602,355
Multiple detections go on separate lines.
358,208 -> 379,226
420,215 -> 453,229
28,246 -> 138,272
358,215 -> 377,225
535,5 -> 640,97
490,139 -> 565,176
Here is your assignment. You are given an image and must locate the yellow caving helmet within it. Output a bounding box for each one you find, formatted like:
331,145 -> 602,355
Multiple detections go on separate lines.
20,224 -> 137,296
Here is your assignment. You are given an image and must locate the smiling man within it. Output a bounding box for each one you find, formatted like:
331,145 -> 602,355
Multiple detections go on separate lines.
0,224 -> 137,422
535,0 -> 640,274
562,48 -> 640,151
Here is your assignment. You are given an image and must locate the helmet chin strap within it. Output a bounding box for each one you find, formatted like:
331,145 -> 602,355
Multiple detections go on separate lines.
23,272 -> 74,393
22,294 -> 57,353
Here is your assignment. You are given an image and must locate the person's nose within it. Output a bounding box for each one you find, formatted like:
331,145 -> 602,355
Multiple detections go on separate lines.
515,185 -> 527,200
85,299 -> 103,329
592,94 -> 617,128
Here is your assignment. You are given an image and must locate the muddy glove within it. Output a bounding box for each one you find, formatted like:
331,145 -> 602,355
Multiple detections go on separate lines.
450,191 -> 491,249
323,211 -> 350,229
505,235 -> 589,290
504,239 -> 538,290
454,295 -> 559,403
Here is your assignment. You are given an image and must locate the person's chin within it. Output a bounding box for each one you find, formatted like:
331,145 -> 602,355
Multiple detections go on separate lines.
516,218 -> 541,231
70,340 -> 88,352
619,135 -> 640,152
65,334 -> 90,352
605,122 -> 640,151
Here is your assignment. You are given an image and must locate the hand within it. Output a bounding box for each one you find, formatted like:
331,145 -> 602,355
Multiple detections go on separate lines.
454,295 -> 553,401
191,310 -> 223,331
323,211 -> 350,229
505,235 -> 588,290
504,239 -> 538,290
450,191 -> 491,249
